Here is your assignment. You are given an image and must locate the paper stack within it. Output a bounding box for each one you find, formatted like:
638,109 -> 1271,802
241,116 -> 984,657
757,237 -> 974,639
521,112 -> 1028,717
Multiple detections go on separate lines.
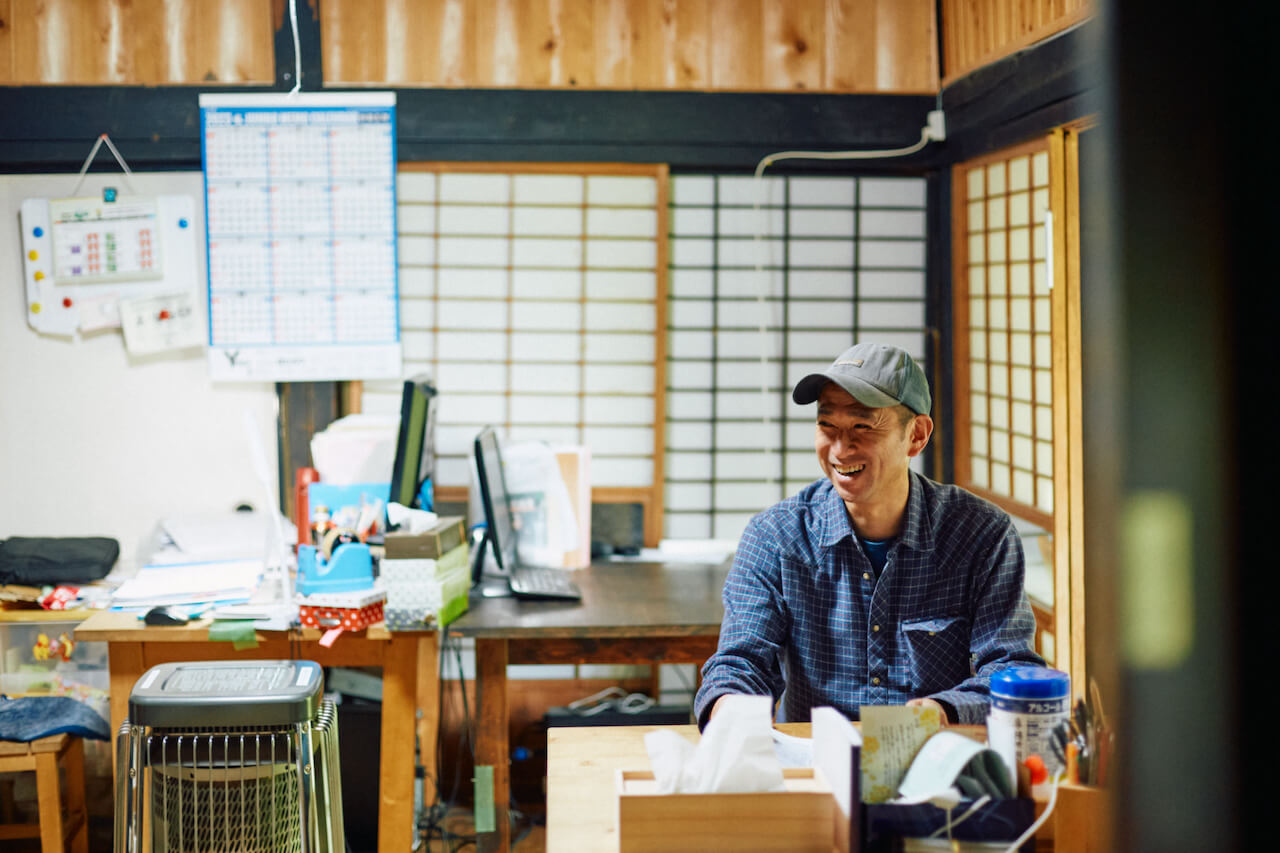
109,559 -> 263,610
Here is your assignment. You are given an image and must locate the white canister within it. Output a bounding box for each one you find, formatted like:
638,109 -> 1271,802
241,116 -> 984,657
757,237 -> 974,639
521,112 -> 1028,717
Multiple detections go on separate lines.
987,666 -> 1070,781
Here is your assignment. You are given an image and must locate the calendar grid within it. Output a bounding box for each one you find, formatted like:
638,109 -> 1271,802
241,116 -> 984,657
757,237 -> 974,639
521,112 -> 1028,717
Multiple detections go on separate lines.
201,93 -> 401,380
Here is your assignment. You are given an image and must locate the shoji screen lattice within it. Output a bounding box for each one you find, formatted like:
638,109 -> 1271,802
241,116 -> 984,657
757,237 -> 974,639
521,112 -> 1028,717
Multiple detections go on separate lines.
953,144 -> 1055,528
665,174 -> 929,542
364,164 -> 667,537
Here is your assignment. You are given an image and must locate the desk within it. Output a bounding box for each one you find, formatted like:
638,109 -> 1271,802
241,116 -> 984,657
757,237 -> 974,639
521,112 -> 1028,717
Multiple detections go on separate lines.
448,559 -> 730,853
74,611 -> 437,853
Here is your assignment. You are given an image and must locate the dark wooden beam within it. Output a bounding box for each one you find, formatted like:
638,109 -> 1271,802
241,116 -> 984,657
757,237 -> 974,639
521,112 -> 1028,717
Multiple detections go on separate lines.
939,18 -> 1101,161
0,87 -> 939,173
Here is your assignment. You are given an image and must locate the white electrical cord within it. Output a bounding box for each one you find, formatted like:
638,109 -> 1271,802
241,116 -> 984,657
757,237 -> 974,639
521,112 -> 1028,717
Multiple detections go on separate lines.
287,0 -> 302,96
749,121 -> 939,476
1002,773 -> 1063,852
928,793 -> 992,840
752,128 -> 933,180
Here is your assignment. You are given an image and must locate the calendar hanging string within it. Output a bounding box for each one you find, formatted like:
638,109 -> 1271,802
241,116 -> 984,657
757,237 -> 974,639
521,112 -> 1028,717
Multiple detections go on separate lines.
70,133 -> 138,197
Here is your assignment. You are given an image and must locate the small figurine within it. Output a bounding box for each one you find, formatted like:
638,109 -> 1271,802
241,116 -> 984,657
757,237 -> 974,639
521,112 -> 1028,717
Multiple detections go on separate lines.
33,632 -> 75,662
52,633 -> 75,662
312,504 -> 334,545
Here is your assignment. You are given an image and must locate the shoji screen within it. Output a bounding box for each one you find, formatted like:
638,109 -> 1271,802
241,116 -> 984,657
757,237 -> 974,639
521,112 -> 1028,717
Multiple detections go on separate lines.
364,164 -> 667,534
953,143 -> 1054,528
665,174 -> 929,541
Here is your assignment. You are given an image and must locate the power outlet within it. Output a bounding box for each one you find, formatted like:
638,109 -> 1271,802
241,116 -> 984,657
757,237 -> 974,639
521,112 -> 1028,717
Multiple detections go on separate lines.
926,109 -> 947,142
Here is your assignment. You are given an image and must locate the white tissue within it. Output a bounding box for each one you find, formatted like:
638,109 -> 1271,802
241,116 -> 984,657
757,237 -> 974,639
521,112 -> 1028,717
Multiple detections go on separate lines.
643,694 -> 784,794
386,502 -> 439,533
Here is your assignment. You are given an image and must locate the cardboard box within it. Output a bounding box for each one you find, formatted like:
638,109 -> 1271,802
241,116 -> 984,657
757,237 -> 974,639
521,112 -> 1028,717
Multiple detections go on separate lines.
381,541 -> 471,629
297,587 -> 386,632
384,515 -> 466,560
554,446 -> 591,569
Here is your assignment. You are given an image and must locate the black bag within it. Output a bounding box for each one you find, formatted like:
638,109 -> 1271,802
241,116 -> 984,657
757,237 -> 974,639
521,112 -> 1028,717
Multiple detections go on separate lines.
0,537 -> 119,585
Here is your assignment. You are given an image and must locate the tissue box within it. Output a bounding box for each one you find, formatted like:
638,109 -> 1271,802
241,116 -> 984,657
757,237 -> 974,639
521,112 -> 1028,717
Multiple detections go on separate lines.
384,515 -> 467,559
297,587 -> 386,632
615,768 -> 843,853
380,541 -> 470,629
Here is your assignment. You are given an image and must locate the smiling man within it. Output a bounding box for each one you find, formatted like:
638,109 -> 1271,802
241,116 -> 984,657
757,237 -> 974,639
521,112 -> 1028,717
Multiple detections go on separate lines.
694,342 -> 1043,728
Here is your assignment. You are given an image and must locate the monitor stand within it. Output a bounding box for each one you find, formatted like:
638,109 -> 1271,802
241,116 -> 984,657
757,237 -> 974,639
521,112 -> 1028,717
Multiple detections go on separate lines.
476,573 -> 514,598
471,533 -> 514,598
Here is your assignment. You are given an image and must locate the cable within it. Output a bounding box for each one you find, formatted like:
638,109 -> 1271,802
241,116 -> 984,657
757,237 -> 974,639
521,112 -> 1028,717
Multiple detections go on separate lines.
453,637 -> 475,761
1002,773 -> 1063,852
927,793 -> 991,840
752,128 -> 933,180
749,122 -> 939,475
287,0 -> 302,96
417,634 -> 478,852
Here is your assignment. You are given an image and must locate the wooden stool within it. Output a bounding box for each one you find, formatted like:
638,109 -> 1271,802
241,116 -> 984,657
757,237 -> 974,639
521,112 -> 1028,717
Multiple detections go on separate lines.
0,733 -> 89,853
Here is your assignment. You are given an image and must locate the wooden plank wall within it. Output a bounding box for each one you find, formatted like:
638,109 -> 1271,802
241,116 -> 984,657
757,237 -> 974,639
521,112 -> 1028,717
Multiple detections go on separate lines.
322,0 -> 938,93
0,0 -> 939,93
0,0 -> 274,84
0,1 -> 1099,92
940,0 -> 1091,85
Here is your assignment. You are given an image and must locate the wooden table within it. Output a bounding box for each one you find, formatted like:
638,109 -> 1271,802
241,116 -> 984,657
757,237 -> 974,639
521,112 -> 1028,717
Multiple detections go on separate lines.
74,610 -> 437,853
448,559 -> 731,852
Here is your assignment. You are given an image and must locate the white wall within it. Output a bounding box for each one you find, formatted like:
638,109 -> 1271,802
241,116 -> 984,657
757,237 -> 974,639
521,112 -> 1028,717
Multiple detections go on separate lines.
1,172 -> 278,565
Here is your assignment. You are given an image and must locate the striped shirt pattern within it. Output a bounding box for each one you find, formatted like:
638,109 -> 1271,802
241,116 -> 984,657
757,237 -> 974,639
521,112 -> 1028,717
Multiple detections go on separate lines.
695,472 -> 1044,727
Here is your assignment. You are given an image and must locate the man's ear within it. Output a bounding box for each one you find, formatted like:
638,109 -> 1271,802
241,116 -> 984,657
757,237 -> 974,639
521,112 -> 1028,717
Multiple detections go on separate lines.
906,414 -> 934,457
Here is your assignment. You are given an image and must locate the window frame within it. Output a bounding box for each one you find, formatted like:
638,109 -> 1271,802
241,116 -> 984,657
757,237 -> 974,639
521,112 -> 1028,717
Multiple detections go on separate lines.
951,130 -> 1088,689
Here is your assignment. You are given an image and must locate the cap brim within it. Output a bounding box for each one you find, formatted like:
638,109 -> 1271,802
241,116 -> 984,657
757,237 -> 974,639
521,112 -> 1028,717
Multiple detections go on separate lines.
792,372 -> 901,409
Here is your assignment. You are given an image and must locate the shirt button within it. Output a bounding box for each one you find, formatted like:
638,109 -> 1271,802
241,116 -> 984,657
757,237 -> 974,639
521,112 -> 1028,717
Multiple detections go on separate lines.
863,572 -> 871,581
929,631 -> 936,636
871,676 -> 881,685
872,624 -> 880,632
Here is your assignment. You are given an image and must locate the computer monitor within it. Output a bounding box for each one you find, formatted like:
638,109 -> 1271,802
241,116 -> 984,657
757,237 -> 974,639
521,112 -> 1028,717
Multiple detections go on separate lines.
472,425 -> 518,587
389,374 -> 438,511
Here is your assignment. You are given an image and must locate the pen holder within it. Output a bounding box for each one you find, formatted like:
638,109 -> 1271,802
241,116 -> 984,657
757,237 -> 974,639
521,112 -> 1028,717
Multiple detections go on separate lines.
1035,782 -> 1112,853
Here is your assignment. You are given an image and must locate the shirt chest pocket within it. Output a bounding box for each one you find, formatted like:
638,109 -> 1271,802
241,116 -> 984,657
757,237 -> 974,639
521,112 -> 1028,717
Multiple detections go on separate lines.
900,616 -> 971,694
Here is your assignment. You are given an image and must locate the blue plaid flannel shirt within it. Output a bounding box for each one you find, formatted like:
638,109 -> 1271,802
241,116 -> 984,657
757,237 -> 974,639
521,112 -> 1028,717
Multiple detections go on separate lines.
695,472 -> 1043,728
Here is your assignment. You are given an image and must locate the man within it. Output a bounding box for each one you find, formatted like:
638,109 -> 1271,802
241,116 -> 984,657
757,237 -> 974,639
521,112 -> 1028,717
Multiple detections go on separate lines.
694,342 -> 1043,728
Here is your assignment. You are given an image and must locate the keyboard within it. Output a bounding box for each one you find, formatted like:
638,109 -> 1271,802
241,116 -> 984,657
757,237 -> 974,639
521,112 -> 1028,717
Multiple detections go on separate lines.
509,566 -> 582,601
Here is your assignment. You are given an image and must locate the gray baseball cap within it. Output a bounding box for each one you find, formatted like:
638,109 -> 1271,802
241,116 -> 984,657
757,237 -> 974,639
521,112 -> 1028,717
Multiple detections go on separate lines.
792,343 -> 931,415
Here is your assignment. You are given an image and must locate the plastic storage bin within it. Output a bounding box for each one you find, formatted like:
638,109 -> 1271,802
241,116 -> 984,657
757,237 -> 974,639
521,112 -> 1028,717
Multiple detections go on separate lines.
0,619 -> 109,722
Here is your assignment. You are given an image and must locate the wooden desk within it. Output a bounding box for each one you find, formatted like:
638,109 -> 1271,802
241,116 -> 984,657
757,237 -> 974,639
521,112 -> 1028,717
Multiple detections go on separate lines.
448,559 -> 731,852
75,610 -> 437,853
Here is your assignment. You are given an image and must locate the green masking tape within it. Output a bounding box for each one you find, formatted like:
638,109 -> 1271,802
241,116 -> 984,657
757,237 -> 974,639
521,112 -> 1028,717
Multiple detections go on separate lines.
473,765 -> 495,833
208,619 -> 259,650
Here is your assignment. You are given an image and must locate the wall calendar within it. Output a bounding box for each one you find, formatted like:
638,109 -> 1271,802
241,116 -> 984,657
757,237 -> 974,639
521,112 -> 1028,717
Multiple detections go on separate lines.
199,92 -> 401,382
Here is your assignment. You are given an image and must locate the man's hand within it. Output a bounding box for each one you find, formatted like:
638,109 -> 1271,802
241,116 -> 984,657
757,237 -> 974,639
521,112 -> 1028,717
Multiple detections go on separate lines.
708,693 -> 734,721
905,697 -> 950,725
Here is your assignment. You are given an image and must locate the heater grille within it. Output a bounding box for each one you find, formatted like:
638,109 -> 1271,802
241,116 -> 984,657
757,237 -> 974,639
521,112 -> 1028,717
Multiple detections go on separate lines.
115,661 -> 344,853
